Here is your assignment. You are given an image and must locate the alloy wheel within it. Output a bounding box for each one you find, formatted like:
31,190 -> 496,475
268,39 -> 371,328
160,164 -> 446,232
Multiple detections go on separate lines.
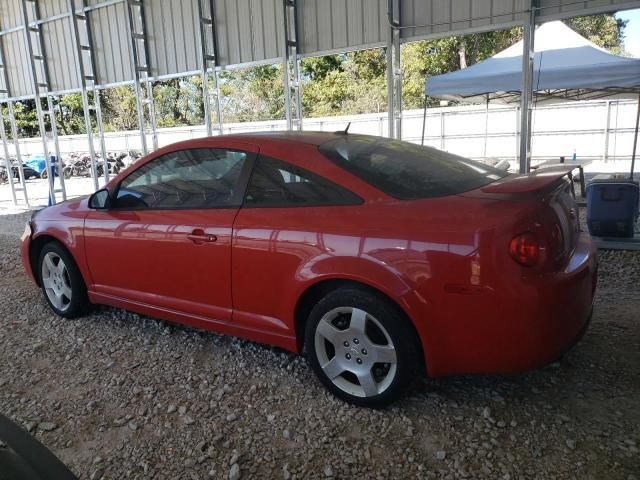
41,252 -> 72,312
314,306 -> 397,398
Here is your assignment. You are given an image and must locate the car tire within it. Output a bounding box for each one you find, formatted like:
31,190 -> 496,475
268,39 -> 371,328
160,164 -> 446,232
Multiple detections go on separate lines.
38,241 -> 89,318
40,169 -> 48,179
305,287 -> 421,408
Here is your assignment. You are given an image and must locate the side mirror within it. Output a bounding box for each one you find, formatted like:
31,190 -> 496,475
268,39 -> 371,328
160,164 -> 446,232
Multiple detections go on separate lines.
89,188 -> 110,209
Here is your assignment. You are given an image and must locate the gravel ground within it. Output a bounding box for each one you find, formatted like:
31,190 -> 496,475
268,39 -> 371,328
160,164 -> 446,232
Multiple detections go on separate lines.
0,209 -> 638,480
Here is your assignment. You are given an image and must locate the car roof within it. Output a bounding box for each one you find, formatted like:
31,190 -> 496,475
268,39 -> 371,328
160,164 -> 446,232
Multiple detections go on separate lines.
213,130 -> 364,146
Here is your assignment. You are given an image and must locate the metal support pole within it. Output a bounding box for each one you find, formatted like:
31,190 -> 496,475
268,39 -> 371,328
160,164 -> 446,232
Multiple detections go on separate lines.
126,0 -> 156,154
440,111 -> 445,150
420,95 -> 427,145
7,102 -> 29,206
386,0 -> 401,139
69,0 -> 101,188
283,0 -> 302,130
47,94 -> 66,201
0,32 -> 27,206
483,95 -> 490,158
519,1 -> 537,173
0,105 -> 17,205
198,0 -> 223,136
514,106 -> 520,163
630,94 -> 640,180
21,0 -> 57,204
603,100 -> 611,162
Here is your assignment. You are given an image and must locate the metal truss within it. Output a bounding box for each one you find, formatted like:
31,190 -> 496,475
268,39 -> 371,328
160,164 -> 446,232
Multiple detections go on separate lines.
283,0 -> 302,131
126,0 -> 157,155
198,0 -> 223,137
69,0 -> 109,188
21,0 -> 67,204
0,32 -> 29,206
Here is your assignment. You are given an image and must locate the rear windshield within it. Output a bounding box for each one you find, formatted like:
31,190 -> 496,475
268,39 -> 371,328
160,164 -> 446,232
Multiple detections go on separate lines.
319,135 -> 509,200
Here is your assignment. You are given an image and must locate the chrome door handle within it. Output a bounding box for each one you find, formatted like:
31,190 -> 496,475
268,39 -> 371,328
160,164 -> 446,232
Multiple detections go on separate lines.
187,230 -> 217,244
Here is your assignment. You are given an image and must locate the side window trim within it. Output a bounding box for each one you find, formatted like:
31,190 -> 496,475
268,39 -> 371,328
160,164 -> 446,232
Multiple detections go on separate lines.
110,148 -> 257,211
241,154 -> 363,209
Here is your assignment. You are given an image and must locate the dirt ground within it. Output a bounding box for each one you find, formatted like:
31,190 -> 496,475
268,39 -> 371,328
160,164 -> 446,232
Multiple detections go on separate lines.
0,209 -> 638,480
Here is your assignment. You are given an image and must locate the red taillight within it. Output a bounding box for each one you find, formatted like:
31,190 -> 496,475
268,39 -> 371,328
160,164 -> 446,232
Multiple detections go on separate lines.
509,232 -> 540,267
548,223 -> 564,256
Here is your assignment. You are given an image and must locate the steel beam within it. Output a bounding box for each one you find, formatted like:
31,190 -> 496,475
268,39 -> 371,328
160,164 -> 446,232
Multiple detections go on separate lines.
126,0 -> 157,154
0,31 -> 28,206
386,0 -> 401,139
7,101 -> 29,206
519,1 -> 537,173
198,0 -> 223,136
20,0 -> 60,204
631,94 -> 640,179
69,0 -> 107,188
283,0 -> 302,130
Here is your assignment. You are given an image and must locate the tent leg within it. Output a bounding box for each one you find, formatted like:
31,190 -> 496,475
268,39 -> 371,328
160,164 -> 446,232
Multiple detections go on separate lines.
483,96 -> 489,158
630,94 -> 639,180
519,3 -> 537,174
421,96 -> 427,145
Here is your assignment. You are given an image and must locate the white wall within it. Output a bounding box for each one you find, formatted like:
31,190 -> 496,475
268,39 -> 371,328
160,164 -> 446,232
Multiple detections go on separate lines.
9,99 -> 639,168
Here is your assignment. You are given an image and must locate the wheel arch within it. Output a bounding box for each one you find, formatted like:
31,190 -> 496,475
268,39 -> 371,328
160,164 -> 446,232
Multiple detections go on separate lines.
29,234 -> 80,287
293,277 -> 426,373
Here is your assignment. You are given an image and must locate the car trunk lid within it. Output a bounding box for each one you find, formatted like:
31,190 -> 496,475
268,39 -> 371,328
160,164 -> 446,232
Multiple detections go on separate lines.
462,166 -> 580,269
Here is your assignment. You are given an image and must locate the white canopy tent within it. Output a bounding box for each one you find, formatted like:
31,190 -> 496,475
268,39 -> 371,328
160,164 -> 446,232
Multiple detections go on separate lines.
422,21 -> 640,176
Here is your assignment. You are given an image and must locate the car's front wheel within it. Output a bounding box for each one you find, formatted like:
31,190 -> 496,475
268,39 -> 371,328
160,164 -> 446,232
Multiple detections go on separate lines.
305,287 -> 420,408
38,241 -> 89,318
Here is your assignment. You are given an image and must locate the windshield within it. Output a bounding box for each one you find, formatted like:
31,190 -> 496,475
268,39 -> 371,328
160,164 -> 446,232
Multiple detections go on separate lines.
319,135 -> 509,200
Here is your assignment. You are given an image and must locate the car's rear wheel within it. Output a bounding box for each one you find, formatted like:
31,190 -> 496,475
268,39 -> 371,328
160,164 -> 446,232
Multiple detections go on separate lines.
305,287 -> 420,408
38,241 -> 89,318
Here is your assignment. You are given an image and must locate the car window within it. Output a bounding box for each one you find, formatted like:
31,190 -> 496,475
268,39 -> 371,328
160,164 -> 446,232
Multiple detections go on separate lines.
244,155 -> 361,207
319,135 -> 509,200
113,148 -> 250,210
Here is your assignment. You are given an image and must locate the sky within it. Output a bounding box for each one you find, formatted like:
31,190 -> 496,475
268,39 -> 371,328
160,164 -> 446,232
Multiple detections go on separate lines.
616,8 -> 640,57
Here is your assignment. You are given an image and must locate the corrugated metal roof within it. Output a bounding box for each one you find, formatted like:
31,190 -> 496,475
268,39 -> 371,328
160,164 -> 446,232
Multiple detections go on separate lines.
538,0 -> 640,20
0,0 -> 639,99
41,17 -> 80,92
38,0 -> 68,18
89,0 -> 133,85
3,31 -> 31,98
0,0 -> 22,31
399,0 -> 529,41
145,0 -> 200,77
215,0 -> 284,66
298,0 -> 387,55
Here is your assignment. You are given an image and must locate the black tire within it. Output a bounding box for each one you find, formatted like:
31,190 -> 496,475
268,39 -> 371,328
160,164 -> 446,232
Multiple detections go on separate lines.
63,167 -> 72,179
38,241 -> 89,318
40,169 -> 48,179
304,287 -> 421,408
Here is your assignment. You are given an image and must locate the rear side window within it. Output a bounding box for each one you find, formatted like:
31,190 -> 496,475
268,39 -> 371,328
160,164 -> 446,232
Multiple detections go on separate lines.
319,135 -> 509,200
244,155 -> 361,207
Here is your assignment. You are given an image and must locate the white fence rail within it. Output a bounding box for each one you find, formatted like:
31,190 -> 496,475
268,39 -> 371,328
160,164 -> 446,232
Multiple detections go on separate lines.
10,99 -> 640,167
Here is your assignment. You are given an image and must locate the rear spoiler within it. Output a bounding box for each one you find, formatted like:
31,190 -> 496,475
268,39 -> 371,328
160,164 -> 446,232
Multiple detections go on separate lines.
481,165 -> 575,194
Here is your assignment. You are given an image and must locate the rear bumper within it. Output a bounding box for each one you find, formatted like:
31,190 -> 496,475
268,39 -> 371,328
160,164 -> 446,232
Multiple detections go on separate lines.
425,232 -> 597,377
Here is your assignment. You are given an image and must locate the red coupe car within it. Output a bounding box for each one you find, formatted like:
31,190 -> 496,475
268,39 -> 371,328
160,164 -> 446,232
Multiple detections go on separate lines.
20,132 -> 597,407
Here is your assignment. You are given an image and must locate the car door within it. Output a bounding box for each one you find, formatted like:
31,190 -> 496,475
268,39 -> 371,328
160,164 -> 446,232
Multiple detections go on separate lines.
84,144 -> 256,322
231,153 -> 363,332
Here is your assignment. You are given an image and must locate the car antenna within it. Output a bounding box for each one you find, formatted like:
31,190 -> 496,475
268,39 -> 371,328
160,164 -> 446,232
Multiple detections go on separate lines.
335,122 -> 351,135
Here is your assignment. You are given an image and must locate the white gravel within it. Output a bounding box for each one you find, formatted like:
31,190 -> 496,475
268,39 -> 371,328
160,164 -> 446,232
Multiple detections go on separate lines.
0,208 -> 638,479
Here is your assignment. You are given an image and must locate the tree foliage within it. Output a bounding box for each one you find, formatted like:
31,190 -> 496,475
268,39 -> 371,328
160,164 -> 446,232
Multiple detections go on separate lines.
3,13 -> 629,138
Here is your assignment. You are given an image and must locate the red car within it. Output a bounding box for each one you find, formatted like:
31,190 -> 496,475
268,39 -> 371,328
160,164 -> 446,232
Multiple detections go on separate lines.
20,132 -> 597,407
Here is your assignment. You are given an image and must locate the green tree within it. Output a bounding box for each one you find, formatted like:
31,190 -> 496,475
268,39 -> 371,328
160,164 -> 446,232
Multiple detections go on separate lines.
566,15 -> 627,54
